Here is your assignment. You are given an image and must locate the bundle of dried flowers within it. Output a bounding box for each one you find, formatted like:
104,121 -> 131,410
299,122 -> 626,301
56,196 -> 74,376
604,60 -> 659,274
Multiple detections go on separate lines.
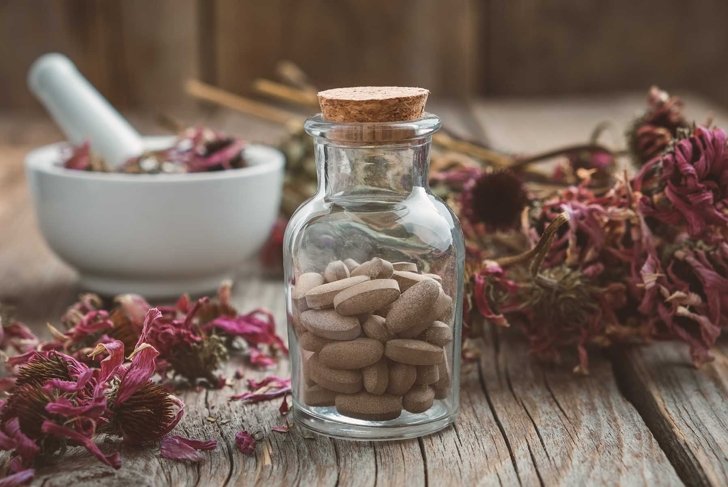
0,283 -> 288,485
430,87 -> 728,372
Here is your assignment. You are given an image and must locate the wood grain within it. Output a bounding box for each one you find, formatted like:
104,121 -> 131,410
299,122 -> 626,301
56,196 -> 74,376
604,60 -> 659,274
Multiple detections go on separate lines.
0,101 -> 723,486
613,342 -> 728,487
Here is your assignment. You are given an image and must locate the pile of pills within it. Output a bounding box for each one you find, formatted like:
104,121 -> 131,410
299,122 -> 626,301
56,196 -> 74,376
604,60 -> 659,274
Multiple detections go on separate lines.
291,257 -> 454,421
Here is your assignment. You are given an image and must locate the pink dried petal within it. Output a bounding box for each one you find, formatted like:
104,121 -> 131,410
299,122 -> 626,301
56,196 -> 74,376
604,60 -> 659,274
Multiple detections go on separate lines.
0,468 -> 34,487
89,340 -> 125,383
116,344 -> 159,405
206,308 -> 288,353
230,376 -> 291,403
160,435 -> 217,462
278,395 -> 290,416
248,349 -> 277,368
234,431 -> 256,455
0,321 -> 39,354
0,419 -> 39,468
41,421 -> 120,469
271,425 -> 289,434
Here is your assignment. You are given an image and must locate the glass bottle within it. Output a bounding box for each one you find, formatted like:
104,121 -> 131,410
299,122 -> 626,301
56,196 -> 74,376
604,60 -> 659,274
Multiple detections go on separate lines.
284,112 -> 464,440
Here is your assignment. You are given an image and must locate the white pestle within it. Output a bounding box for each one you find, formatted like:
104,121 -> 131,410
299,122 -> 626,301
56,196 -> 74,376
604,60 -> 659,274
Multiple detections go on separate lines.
28,53 -> 144,168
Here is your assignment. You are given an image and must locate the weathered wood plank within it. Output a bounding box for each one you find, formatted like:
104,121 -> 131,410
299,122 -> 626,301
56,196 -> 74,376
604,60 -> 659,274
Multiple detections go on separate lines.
613,342 -> 728,487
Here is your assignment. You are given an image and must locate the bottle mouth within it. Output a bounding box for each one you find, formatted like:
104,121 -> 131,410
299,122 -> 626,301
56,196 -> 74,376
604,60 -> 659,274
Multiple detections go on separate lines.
304,113 -> 441,144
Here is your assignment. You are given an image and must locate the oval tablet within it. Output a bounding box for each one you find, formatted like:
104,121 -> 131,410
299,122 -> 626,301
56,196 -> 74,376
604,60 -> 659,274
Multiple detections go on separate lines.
324,260 -> 350,282
303,384 -> 336,406
423,321 -> 452,346
293,272 -> 325,311
392,262 -> 418,272
300,309 -> 361,340
335,392 -> 402,421
391,270 -> 431,291
433,356 -> 451,399
351,257 -> 394,279
362,360 -> 389,395
398,319 -> 433,339
362,315 -> 392,342
343,258 -> 360,272
385,339 -> 445,366
424,273 -> 443,283
308,355 -> 362,393
403,385 -> 435,413
432,288 -> 453,321
386,362 -> 417,395
386,279 -> 441,334
333,279 -> 400,316
319,338 -> 384,369
293,272 -> 325,299
415,364 -> 440,385
305,275 -> 370,309
299,332 -> 331,352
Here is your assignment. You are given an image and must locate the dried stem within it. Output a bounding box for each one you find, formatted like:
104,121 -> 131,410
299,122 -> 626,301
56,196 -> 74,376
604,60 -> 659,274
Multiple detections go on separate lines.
185,79 -> 301,125
495,211 -> 570,273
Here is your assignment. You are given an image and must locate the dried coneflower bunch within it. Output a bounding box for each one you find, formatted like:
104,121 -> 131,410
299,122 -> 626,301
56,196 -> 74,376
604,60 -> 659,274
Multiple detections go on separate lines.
430,87 -> 728,372
0,283 -> 289,483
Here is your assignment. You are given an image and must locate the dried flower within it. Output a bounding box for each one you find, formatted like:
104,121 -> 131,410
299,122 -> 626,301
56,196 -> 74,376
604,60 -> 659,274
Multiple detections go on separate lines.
635,126 -> 728,240
136,306 -> 228,386
160,435 -> 217,462
461,170 -> 528,231
628,86 -> 689,165
230,376 -> 291,403
234,431 -> 256,455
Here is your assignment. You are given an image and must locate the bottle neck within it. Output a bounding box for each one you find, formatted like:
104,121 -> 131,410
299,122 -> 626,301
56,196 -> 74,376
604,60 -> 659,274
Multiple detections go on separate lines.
314,137 -> 432,200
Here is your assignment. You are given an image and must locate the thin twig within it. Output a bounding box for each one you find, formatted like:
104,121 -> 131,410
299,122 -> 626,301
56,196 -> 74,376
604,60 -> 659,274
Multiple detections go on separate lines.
495,212 -> 570,272
185,79 -> 301,125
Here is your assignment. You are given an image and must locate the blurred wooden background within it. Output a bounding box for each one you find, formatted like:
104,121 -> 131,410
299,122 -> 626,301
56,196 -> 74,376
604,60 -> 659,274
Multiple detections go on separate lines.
2,0 -> 728,111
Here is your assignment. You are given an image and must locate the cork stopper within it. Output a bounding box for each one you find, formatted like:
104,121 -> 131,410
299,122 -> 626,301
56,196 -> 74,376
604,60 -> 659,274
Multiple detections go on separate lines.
318,87 -> 429,123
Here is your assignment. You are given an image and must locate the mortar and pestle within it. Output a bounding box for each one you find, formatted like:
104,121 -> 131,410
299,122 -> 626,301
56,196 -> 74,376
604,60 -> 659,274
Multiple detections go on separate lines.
24,54 -> 284,297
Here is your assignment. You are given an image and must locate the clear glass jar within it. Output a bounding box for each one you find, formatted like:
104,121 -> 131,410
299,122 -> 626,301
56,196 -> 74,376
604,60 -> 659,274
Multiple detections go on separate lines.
284,113 -> 464,440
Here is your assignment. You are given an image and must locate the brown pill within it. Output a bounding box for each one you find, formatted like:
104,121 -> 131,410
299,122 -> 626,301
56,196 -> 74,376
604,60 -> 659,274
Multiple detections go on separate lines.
424,273 -> 443,283
391,270 -> 431,291
299,332 -> 331,352
362,315 -> 393,342
432,288 -> 453,321
403,385 -> 435,413
433,356 -> 451,399
376,302 -> 394,317
386,362 -> 417,395
308,354 -> 362,393
333,279 -> 400,316
293,272 -> 325,311
324,260 -> 350,282
385,339 -> 445,366
423,321 -> 453,346
386,279 -> 441,334
362,360 -> 389,395
351,257 -> 394,279
335,392 -> 402,421
300,309 -> 361,340
343,258 -> 360,272
415,364 -> 440,385
398,319 -> 433,339
392,261 -> 418,273
303,384 -> 337,406
289,312 -> 305,337
305,275 -> 370,309
319,338 -> 384,369
302,352 -> 316,386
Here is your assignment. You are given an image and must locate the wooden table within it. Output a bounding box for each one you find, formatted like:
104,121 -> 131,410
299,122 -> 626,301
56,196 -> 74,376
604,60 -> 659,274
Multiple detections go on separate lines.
1,95 -> 726,486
